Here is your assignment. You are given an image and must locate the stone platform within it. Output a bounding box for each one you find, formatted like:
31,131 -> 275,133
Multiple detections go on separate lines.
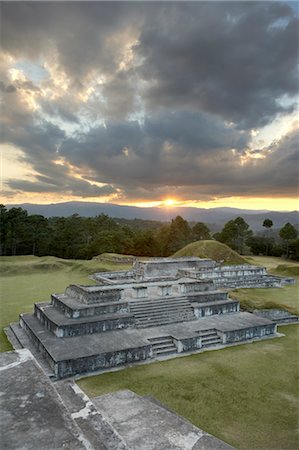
0,349 -> 235,450
9,311 -> 276,379
7,257 -> 284,379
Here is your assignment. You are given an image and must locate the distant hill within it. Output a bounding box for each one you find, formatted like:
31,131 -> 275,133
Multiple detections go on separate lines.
173,240 -> 247,265
6,201 -> 299,231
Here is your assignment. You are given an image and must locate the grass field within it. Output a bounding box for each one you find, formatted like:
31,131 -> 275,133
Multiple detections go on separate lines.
1,254 -> 298,449
78,325 -> 299,450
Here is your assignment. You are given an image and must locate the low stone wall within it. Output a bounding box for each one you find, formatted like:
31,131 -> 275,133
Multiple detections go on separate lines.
187,291 -> 228,303
193,301 -> 239,318
197,265 -> 267,279
55,345 -> 152,378
253,309 -> 299,324
223,323 -> 276,344
91,270 -> 135,285
213,276 -> 282,289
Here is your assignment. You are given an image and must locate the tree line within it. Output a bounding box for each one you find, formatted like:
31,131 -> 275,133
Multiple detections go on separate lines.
0,205 -> 298,260
214,217 -> 298,259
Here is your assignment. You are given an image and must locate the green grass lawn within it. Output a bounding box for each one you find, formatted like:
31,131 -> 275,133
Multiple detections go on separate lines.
78,325 -> 299,450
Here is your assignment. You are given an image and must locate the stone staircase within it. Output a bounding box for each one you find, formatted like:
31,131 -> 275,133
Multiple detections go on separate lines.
197,329 -> 222,347
129,297 -> 196,328
148,336 -> 177,357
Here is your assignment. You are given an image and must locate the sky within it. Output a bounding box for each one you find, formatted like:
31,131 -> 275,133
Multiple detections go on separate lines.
1,1 -> 298,211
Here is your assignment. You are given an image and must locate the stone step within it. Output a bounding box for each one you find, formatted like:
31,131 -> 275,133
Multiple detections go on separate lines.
197,329 -> 218,337
148,336 -> 173,343
201,337 -> 222,346
129,296 -> 191,304
135,311 -> 194,322
154,347 -> 177,356
130,305 -> 192,314
136,317 -> 190,328
148,335 -> 177,356
132,305 -> 193,314
133,309 -> 194,318
151,342 -> 175,350
129,300 -> 192,310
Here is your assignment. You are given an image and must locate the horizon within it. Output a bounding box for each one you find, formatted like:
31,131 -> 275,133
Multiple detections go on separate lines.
1,2 -> 298,210
5,199 -> 298,215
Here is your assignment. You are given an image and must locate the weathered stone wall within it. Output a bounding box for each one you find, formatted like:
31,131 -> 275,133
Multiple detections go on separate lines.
253,309 -> 299,324
51,295 -> 129,318
224,323 -> 276,344
188,292 -> 229,303
19,315 -> 56,370
91,271 -> 135,285
193,301 -> 239,318
133,257 -> 216,278
173,336 -> 202,353
35,305 -> 135,338
65,285 -> 123,304
55,345 -> 152,378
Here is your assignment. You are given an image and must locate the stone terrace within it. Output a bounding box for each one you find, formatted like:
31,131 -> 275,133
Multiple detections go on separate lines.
6,257 -> 286,379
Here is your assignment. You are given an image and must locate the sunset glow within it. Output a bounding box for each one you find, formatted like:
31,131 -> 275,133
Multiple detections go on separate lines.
163,199 -> 177,207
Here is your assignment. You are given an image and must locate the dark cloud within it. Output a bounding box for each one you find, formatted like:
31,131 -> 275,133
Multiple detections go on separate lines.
135,2 -> 298,128
7,177 -> 116,198
3,2 -> 297,127
1,2 -> 298,203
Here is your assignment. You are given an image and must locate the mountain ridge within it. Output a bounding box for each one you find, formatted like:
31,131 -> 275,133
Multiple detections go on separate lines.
6,201 -> 299,231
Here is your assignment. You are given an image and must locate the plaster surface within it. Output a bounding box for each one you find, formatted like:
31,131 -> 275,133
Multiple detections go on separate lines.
0,349 -> 85,449
93,390 -> 235,450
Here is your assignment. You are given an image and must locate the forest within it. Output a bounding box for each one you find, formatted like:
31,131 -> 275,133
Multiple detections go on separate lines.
0,205 -> 298,260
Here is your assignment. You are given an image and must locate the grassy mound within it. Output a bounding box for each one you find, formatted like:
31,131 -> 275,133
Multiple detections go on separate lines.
272,264 -> 299,278
0,255 -> 132,276
92,253 -> 136,264
173,240 -> 247,264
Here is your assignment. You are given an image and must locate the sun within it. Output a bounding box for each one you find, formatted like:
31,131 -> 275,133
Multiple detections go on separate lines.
163,198 -> 176,207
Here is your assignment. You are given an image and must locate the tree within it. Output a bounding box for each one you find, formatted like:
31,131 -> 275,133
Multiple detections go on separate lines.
192,222 -> 211,241
0,205 -> 8,256
246,235 -> 274,256
27,215 -> 49,255
279,223 -> 298,257
263,219 -> 273,229
6,207 -> 28,255
216,217 -> 251,254
132,230 -> 158,256
262,218 -> 273,256
164,216 -> 191,255
289,238 -> 299,261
